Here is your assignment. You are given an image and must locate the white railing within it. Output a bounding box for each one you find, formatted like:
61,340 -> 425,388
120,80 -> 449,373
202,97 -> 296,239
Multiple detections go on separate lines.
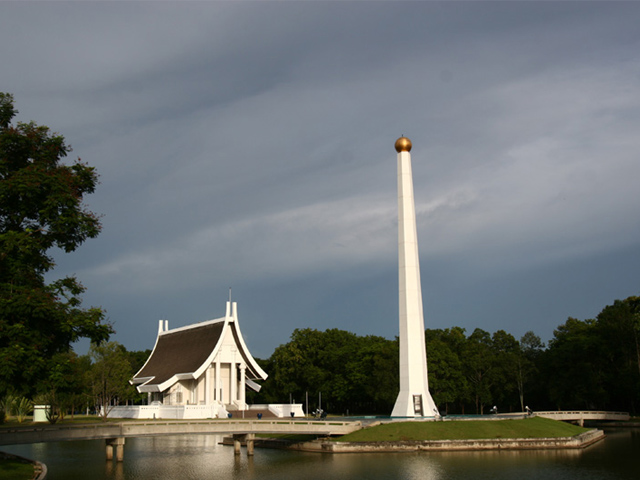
535,411 -> 630,421
106,404 -> 221,420
106,403 -> 304,420
265,404 -> 306,418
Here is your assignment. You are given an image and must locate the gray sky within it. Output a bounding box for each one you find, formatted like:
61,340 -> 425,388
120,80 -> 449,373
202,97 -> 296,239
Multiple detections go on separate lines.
2,1 -> 640,358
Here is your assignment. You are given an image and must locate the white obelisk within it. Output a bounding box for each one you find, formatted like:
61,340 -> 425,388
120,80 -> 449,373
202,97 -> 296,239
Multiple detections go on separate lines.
391,136 -> 438,418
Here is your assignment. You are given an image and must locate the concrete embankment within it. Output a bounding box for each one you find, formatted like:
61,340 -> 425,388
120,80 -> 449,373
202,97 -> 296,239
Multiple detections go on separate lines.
256,429 -> 604,453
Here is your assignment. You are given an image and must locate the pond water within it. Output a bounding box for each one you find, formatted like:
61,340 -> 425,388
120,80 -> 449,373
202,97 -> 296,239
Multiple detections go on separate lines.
2,428 -> 638,480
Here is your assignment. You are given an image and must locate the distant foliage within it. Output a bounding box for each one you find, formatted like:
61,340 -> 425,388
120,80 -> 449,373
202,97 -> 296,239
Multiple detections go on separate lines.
541,296 -> 640,412
252,328 -> 398,415
0,344 -> 153,423
255,296 -> 640,416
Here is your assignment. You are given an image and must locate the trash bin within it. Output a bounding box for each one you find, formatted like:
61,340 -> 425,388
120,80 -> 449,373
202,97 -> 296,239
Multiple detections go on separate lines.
228,413 -> 232,418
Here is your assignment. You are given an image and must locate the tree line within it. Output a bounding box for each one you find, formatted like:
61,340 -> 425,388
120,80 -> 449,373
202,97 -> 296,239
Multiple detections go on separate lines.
5,295 -> 636,422
0,342 -> 150,423
251,296 -> 640,416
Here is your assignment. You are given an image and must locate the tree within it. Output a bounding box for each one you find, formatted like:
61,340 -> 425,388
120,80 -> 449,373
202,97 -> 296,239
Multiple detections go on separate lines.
594,297 -> 640,412
265,328 -> 326,406
515,331 -> 544,412
122,349 -> 152,405
87,342 -> 132,421
425,328 -> 467,414
490,330 -> 520,410
543,317 -> 605,409
36,351 -> 87,423
351,336 -> 398,413
261,328 -> 398,415
463,328 -> 496,414
0,93 -> 112,397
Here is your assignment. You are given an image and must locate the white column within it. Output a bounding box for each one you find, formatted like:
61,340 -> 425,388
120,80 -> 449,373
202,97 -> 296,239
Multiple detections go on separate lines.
231,360 -> 237,404
239,364 -> 246,408
391,137 -> 438,418
215,360 -> 221,402
205,365 -> 211,405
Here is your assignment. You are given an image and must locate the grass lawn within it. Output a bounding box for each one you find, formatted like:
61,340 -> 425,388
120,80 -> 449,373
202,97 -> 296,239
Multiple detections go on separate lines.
0,458 -> 35,480
334,417 -> 589,442
0,415 -> 120,428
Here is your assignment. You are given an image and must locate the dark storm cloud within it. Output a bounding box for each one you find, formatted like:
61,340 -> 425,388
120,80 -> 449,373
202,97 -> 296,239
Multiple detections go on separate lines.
1,1 -> 639,357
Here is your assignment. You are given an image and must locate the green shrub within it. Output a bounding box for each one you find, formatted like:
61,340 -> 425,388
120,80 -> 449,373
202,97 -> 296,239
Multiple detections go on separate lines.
14,397 -> 33,423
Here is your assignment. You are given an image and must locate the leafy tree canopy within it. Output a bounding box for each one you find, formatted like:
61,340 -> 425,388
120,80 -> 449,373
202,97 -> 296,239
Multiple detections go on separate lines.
258,328 -> 399,414
0,92 -> 112,397
87,342 -> 132,421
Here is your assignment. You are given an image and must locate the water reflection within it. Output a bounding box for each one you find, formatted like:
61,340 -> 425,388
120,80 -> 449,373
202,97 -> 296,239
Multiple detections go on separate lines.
104,460 -> 124,480
1,429 -> 638,480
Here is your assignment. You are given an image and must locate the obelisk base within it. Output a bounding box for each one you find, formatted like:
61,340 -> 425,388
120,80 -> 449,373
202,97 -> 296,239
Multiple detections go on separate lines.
392,389 -> 438,418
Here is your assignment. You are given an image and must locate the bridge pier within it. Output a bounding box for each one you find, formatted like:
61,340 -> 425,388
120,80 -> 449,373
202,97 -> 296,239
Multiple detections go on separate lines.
247,433 -> 255,456
106,437 -> 125,462
232,433 -> 255,456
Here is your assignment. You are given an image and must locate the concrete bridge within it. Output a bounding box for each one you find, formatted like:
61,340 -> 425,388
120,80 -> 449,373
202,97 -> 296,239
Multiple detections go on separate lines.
534,411 -> 630,426
0,419 -> 362,460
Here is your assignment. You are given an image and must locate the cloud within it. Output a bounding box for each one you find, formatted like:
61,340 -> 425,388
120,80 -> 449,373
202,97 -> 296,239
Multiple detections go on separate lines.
4,1 -> 640,356
81,193 -> 395,293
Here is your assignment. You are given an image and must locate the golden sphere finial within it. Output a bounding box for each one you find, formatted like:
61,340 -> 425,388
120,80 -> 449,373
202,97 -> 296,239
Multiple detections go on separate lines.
395,136 -> 412,153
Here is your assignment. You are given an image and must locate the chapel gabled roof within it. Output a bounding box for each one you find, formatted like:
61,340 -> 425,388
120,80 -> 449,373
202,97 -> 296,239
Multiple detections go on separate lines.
131,302 -> 268,392
132,320 -> 224,387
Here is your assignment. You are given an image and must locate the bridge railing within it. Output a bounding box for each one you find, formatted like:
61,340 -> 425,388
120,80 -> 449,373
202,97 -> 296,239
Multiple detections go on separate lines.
107,403 -> 306,420
535,411 -> 630,421
0,419 -> 362,446
120,419 -> 361,436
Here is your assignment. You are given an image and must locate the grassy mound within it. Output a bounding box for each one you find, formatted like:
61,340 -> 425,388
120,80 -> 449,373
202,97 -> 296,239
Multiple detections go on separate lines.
0,457 -> 35,480
334,417 -> 589,442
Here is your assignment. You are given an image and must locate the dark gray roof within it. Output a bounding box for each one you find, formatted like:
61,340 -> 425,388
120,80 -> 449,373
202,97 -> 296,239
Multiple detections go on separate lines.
133,321 -> 224,386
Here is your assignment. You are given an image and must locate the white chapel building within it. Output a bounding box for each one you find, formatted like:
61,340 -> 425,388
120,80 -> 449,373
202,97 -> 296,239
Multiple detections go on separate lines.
108,301 -> 303,419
